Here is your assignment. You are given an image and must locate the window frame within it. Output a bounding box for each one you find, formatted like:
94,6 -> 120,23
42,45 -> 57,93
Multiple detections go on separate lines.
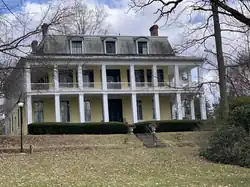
84,100 -> 91,122
104,38 -> 117,54
70,39 -> 84,54
135,38 -> 149,54
137,100 -> 143,121
61,100 -> 70,122
34,101 -> 44,123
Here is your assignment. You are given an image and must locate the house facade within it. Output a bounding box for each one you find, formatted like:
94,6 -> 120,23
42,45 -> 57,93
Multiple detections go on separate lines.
3,25 -> 207,135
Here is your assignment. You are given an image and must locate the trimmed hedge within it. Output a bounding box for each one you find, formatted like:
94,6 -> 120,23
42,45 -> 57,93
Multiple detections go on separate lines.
28,122 -> 128,135
133,120 -> 202,133
28,120 -> 203,135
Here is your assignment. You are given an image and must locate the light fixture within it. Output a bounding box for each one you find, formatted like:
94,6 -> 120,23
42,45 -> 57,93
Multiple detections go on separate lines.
18,102 -> 24,108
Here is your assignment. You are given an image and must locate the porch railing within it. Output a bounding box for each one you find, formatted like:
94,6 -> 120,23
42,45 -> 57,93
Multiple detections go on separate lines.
59,82 -> 78,88
31,83 -> 52,90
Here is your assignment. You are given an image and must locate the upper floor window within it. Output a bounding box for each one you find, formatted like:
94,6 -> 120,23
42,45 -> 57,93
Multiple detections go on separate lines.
59,70 -> 73,87
71,41 -> 83,54
138,41 -> 148,54
105,41 -> 116,54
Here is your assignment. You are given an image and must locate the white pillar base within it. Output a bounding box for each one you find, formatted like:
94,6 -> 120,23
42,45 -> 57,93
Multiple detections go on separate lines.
131,93 -> 138,124
55,94 -> 60,122
79,94 -> 85,123
103,94 -> 109,122
154,93 -> 160,120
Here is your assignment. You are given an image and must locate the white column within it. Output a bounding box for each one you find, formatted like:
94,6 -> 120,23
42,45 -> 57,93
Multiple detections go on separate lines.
197,66 -> 202,84
131,93 -> 138,123
79,94 -> 85,123
130,64 -> 136,89
176,93 -> 183,120
182,102 -> 186,118
190,99 -> 195,120
174,65 -> 180,87
171,103 -> 176,120
103,94 -> 109,122
200,94 -> 207,120
154,93 -> 160,120
102,64 -> 107,90
78,65 -> 83,90
54,65 -> 59,90
25,63 -> 31,92
152,65 -> 158,87
55,94 -> 60,122
187,69 -> 192,87
26,95 -> 32,124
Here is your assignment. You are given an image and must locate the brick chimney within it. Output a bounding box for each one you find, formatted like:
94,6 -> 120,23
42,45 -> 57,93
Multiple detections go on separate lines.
149,24 -> 158,36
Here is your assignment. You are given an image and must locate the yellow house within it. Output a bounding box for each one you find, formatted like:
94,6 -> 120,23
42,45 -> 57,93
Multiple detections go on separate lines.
3,24 -> 207,135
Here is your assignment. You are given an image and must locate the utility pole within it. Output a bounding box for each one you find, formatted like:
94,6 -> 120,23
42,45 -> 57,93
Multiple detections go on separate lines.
211,1 -> 229,121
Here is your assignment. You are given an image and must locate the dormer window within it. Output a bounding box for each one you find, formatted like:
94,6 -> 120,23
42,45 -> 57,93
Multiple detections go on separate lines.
105,41 -> 116,54
71,40 -> 83,54
138,41 -> 148,54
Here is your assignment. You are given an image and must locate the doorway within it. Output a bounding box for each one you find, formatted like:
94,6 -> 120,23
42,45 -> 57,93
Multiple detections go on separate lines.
108,99 -> 123,122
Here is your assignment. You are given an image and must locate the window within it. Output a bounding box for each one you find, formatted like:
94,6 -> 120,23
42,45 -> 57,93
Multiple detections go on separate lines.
59,70 -> 73,87
83,70 -> 94,87
138,42 -> 148,54
34,101 -> 44,123
137,100 -> 143,120
71,41 -> 82,54
135,70 -> 145,87
14,116 -> 17,129
11,115 -> 14,131
105,41 -> 116,54
84,100 -> 91,122
157,69 -> 164,86
146,69 -> 164,86
152,99 -> 155,120
61,101 -> 70,122
9,118 -> 11,133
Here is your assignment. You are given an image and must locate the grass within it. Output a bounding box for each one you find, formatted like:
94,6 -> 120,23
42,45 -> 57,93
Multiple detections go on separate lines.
0,132 -> 249,187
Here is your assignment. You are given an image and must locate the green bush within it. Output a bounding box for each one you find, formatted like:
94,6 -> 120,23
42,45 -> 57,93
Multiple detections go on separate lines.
28,122 -> 128,135
229,96 -> 250,111
230,104 -> 250,132
200,125 -> 247,166
235,136 -> 250,168
134,120 -> 202,133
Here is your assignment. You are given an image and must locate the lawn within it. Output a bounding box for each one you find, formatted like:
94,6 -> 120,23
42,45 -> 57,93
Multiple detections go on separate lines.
0,139 -> 250,187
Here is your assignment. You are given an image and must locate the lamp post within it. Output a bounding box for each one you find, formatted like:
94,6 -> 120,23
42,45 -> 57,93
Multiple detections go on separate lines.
18,101 -> 24,153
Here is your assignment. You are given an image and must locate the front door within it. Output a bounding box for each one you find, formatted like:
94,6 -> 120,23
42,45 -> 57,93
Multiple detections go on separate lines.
108,99 -> 123,122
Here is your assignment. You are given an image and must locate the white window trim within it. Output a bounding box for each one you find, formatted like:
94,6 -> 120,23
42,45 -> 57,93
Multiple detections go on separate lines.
104,38 -> 117,54
135,38 -> 149,54
70,39 -> 84,54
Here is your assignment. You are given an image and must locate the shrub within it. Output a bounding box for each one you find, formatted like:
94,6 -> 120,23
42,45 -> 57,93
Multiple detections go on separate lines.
200,125 -> 247,165
28,122 -> 128,135
235,136 -> 250,168
133,120 -> 202,133
229,104 -> 250,132
229,96 -> 250,111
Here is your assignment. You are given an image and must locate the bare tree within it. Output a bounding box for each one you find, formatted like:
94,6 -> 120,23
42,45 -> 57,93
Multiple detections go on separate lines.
53,0 -> 109,35
128,0 -> 250,120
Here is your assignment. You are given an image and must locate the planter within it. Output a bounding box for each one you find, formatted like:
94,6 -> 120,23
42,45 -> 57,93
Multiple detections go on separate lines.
128,125 -> 135,134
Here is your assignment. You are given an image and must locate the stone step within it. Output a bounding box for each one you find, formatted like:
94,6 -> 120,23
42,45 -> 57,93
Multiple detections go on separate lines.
135,133 -> 166,148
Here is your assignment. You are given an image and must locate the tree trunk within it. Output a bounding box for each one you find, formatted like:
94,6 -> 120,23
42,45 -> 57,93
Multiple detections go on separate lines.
211,2 -> 229,121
